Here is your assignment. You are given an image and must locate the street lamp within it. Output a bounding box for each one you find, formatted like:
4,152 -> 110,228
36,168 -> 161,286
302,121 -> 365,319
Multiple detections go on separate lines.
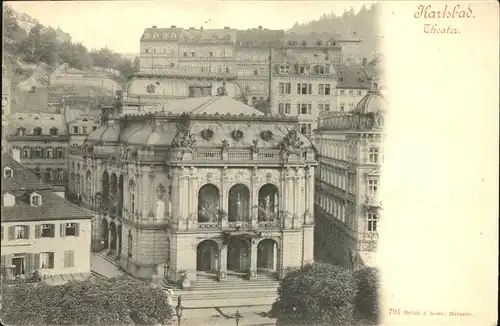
234,310 -> 243,326
175,295 -> 183,326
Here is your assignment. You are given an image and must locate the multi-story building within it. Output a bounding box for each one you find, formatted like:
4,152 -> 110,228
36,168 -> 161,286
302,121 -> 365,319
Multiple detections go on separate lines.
235,27 -> 284,106
270,49 -> 338,136
68,91 -> 316,283
314,83 -> 386,269
5,113 -> 69,189
333,64 -> 371,112
1,151 -> 93,281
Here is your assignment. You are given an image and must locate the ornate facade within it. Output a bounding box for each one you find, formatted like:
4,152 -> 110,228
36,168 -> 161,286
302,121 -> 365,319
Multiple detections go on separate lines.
68,95 -> 316,284
314,85 -> 386,269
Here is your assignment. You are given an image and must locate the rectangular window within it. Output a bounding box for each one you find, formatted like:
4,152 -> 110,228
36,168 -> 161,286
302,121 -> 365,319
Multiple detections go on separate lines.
301,103 -> 307,114
285,83 -> 291,94
259,67 -> 265,75
82,126 -> 88,134
318,103 -> 324,111
340,102 -> 346,111
325,103 -> 330,111
318,84 -> 325,95
61,223 -> 79,237
72,126 -> 78,134
56,147 -> 64,159
369,148 -> 379,163
285,103 -> 291,114
183,52 -> 187,57
301,83 -> 307,95
64,250 -> 75,268
92,126 -> 97,131
300,124 -> 307,134
349,90 -> 354,96
307,104 -> 312,114
340,90 -> 345,96
45,148 -> 53,159
308,84 -> 312,94
14,225 -> 29,239
40,224 -> 55,238
349,103 -> 355,110
318,66 -> 325,75
368,180 -> 378,196
357,90 -> 362,96
23,147 -> 30,158
225,67 -> 230,73
40,252 -> 55,269
299,66 -> 305,74
209,52 -> 213,57
296,104 -> 301,114
278,103 -> 284,114
325,84 -> 331,95
297,83 -> 301,94
307,124 -> 312,135
191,52 -> 195,57
367,213 -> 378,232
279,83 -> 284,94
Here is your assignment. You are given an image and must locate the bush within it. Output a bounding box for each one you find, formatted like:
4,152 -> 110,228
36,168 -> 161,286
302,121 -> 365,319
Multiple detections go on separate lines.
269,262 -> 358,325
1,277 -> 173,325
354,267 -> 380,325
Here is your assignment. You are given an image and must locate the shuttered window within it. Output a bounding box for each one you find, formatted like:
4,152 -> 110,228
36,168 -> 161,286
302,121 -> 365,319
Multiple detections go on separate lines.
35,224 -> 56,238
60,223 -> 80,237
64,250 -> 75,268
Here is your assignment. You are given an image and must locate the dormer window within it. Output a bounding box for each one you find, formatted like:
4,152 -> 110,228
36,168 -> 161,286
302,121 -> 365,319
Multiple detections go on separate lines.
4,167 -> 13,178
301,40 -> 307,46
2,192 -> 16,207
33,127 -> 42,136
153,33 -> 159,39
144,33 -> 151,39
50,127 -> 58,135
17,127 -> 25,136
171,33 -> 177,39
31,193 -> 42,206
316,40 -> 323,46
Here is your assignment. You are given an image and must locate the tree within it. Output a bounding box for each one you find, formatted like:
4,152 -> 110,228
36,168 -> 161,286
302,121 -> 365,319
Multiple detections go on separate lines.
1,277 -> 173,325
269,262 -> 358,325
354,267 -> 380,325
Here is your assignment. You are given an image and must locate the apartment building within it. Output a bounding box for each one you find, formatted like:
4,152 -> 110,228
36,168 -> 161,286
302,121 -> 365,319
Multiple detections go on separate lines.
314,81 -> 386,269
270,50 -> 338,136
1,152 -> 93,281
334,64 -> 370,112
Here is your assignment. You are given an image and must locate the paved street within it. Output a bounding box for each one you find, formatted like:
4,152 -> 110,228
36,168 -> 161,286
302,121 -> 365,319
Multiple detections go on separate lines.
180,305 -> 275,326
90,252 -> 127,278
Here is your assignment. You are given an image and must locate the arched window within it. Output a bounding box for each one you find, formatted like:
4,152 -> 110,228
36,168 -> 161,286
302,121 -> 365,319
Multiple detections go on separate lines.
127,231 -> 133,258
33,127 -> 42,136
198,184 -> 220,222
17,127 -> 26,136
86,171 -> 92,197
258,184 -> 279,221
228,184 -> 250,222
129,180 -> 136,215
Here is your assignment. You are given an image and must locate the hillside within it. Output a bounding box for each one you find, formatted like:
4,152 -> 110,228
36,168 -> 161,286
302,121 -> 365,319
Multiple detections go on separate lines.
287,4 -> 381,60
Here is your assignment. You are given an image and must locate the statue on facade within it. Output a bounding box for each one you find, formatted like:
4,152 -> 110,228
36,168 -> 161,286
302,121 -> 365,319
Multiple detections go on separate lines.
172,127 -> 197,149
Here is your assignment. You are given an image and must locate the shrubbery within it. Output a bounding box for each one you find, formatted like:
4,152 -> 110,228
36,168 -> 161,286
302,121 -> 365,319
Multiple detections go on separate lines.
1,276 -> 173,325
269,262 -> 380,326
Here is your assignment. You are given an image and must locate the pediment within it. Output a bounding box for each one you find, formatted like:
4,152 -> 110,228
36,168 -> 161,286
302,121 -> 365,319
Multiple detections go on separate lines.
365,168 -> 380,177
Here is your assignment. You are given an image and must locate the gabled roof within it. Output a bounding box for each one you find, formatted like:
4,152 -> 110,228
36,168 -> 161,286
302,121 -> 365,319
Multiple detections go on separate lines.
159,96 -> 265,116
1,154 -> 52,192
8,113 -> 68,136
1,154 -> 93,222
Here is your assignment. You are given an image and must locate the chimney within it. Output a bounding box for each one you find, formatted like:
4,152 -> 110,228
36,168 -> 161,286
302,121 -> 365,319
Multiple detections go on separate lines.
258,26 -> 263,30
362,58 -> 367,66
171,25 -> 176,28
189,27 -> 195,30
200,26 -> 203,30
224,26 -> 230,30
11,148 -> 21,163
152,25 -> 157,29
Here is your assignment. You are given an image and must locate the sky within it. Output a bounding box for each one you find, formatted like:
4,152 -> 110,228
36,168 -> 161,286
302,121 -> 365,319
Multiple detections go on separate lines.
7,1 -> 375,54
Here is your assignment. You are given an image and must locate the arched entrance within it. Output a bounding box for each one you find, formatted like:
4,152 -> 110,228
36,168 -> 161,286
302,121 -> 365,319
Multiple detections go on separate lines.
228,184 -> 250,222
196,240 -> 219,273
101,219 -> 109,249
102,171 -> 110,210
258,184 -> 279,221
257,239 -> 278,272
110,222 -> 117,252
227,237 -> 249,273
198,184 -> 220,222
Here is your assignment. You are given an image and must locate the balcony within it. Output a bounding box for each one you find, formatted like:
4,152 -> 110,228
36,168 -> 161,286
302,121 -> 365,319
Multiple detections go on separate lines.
364,195 -> 381,208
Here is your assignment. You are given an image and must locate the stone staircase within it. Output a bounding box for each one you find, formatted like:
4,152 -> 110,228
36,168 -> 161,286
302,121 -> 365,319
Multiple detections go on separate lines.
96,251 -> 121,268
161,272 -> 280,308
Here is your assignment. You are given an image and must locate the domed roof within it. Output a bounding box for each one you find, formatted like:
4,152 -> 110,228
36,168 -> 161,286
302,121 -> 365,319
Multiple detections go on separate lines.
354,91 -> 386,114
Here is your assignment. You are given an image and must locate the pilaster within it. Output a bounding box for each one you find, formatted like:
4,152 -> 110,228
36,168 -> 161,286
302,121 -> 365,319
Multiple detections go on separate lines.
218,245 -> 228,281
221,167 -> 229,228
249,240 -> 257,280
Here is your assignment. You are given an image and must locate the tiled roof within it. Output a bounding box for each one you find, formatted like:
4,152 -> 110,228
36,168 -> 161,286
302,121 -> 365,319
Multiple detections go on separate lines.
235,29 -> 284,48
284,32 -> 340,47
1,156 -> 51,193
1,154 -> 92,222
333,65 -> 370,89
1,190 -> 92,222
8,113 -> 68,136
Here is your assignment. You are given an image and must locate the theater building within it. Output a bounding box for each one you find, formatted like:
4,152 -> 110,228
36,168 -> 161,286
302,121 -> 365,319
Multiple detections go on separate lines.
69,93 -> 316,284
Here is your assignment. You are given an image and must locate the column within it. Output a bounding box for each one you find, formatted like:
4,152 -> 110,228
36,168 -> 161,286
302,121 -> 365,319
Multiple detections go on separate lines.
273,242 -> 278,271
218,246 -> 227,281
251,181 -> 258,228
220,169 -> 228,228
286,173 -> 293,229
107,219 -> 112,252
249,241 -> 257,280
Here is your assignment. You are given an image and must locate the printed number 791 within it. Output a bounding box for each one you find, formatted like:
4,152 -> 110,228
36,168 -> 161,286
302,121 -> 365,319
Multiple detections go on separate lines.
389,309 -> 401,315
